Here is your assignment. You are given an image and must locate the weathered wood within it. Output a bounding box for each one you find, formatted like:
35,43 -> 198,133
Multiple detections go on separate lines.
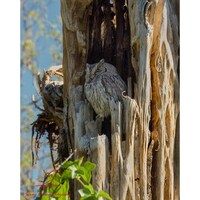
61,0 -> 93,156
149,1 -> 179,199
114,0 -> 125,75
110,101 -> 123,199
174,113 -> 179,200
90,135 -> 110,194
128,0 -> 152,198
127,0 -> 179,200
87,0 -> 103,63
123,97 -> 139,200
101,0 -> 114,64
60,0 -> 179,199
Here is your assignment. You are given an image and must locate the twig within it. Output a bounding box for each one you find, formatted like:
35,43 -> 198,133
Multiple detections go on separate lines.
49,133 -> 56,170
31,125 -> 35,166
32,95 -> 44,111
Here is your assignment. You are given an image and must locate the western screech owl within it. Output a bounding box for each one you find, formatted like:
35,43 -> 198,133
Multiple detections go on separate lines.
84,59 -> 127,118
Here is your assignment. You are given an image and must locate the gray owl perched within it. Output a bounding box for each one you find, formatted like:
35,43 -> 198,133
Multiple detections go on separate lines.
84,59 -> 127,118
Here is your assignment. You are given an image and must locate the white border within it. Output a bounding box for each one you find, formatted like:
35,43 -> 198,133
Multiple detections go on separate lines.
0,1 -> 20,199
1,0 -> 200,199
181,0 -> 200,199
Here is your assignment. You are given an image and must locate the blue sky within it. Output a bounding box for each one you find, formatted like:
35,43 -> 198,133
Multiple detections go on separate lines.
21,0 -> 61,106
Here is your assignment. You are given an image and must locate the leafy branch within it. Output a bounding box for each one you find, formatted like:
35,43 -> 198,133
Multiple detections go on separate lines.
36,157 -> 112,200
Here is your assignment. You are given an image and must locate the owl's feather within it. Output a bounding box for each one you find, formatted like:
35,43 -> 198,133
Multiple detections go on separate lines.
84,60 -> 126,118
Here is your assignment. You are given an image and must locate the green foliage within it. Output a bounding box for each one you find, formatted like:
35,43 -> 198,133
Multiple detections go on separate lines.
37,158 -> 112,200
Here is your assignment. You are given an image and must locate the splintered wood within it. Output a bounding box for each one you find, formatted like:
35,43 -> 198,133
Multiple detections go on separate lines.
110,97 -> 140,200
60,0 -> 179,199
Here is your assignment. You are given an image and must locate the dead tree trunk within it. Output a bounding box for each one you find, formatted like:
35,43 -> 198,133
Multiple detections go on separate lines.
60,0 -> 179,199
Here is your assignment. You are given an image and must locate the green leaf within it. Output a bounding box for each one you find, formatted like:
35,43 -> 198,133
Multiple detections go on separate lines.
83,184 -> 96,194
78,183 -> 97,199
47,182 -> 60,194
80,196 -> 97,200
61,160 -> 74,169
69,165 -> 78,179
46,173 -> 61,194
82,161 -> 96,172
64,180 -> 70,194
41,194 -> 50,200
75,168 -> 85,176
47,172 -> 61,183
61,168 -> 73,180
78,188 -> 97,199
52,180 -> 70,200
78,188 -> 92,197
97,190 -> 112,200
77,161 -> 96,183
76,165 -> 93,184
74,157 -> 84,166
